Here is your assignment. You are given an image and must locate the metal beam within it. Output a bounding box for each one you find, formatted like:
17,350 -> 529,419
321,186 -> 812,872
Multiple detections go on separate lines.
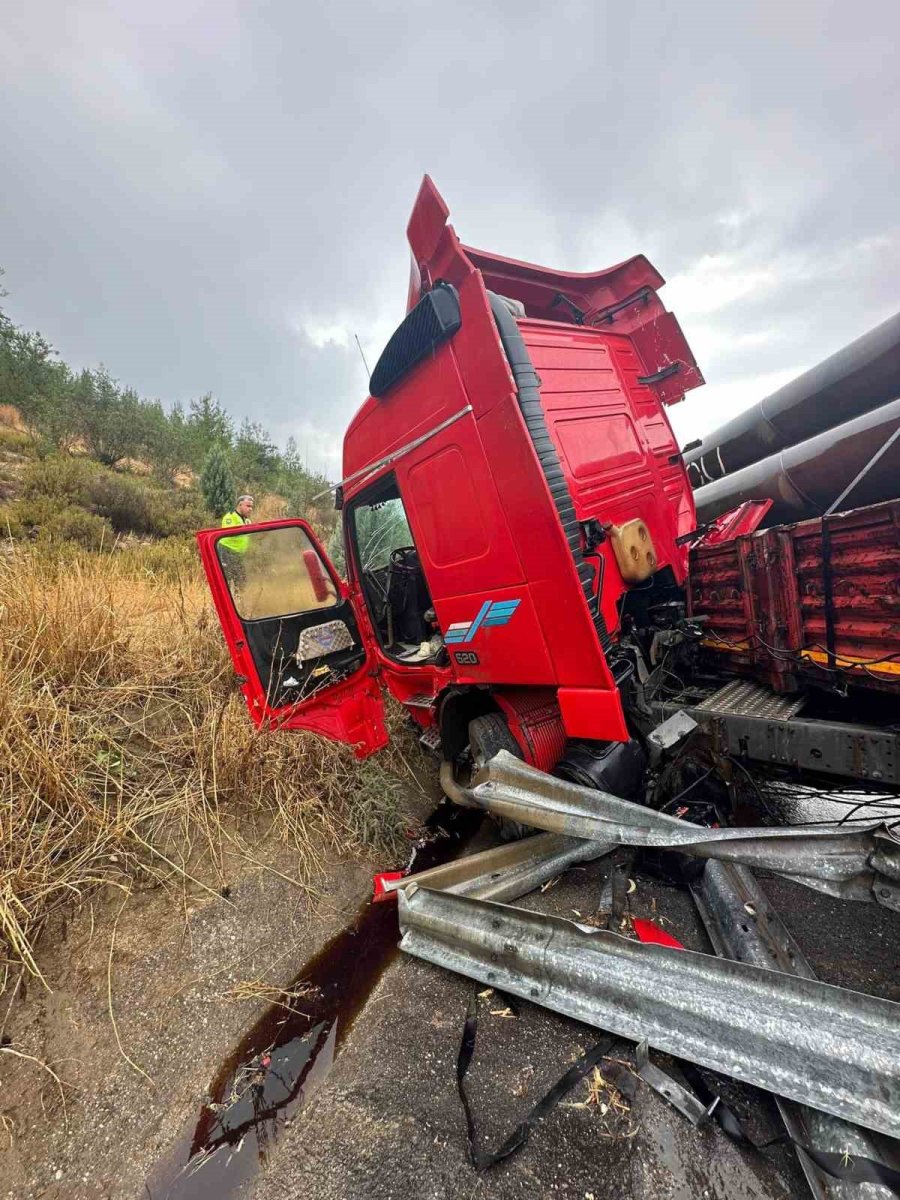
379,832 -> 614,903
693,862 -> 897,1198
652,699 -> 900,787
467,753 -> 900,909
398,886 -> 900,1138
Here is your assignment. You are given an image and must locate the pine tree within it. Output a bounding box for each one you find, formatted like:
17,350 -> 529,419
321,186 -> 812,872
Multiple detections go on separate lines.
200,444 -> 235,517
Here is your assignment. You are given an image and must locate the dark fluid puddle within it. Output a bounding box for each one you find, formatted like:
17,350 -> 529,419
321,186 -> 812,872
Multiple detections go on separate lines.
146,802 -> 482,1199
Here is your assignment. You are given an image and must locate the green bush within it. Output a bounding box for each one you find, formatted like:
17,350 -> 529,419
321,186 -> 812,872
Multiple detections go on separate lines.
21,454 -> 100,505
0,495 -> 113,549
0,494 -> 63,537
0,425 -> 35,454
200,443 -> 234,518
144,488 -> 210,537
42,506 -> 114,549
89,470 -> 156,533
16,454 -> 211,539
20,456 -> 150,533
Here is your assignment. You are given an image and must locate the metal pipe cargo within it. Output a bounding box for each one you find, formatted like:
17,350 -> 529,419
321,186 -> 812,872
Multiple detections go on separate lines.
692,395 -> 900,525
397,886 -> 900,1138
686,311 -> 900,484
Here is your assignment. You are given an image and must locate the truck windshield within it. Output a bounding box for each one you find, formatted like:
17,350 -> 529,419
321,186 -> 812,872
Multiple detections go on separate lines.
356,498 -> 413,571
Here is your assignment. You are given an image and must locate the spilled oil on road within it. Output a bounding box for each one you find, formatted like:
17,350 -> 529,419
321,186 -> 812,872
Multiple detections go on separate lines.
146,802 -> 482,1199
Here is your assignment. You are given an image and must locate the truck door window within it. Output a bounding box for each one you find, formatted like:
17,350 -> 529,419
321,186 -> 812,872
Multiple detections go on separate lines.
216,524 -> 365,706
349,476 -> 441,663
218,524 -> 338,619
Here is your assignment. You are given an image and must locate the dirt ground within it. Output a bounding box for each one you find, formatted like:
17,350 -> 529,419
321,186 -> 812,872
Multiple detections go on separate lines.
2,808 -> 897,1200
0,815 -> 426,1200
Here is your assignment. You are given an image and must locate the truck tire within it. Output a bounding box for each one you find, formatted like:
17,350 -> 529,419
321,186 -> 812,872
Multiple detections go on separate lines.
468,713 -> 534,842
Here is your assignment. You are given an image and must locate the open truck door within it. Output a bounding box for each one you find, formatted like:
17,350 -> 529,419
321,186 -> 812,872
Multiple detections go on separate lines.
196,519 -> 388,757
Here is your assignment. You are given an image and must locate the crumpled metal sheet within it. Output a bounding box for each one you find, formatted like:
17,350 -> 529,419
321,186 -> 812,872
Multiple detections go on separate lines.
466,753 -> 900,909
398,885 -> 900,1139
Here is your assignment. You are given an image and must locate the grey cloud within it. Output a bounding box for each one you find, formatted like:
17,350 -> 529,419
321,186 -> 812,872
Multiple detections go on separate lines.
1,0 -> 897,475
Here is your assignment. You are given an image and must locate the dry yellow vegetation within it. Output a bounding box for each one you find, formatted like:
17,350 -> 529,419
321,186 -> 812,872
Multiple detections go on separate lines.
0,538 -> 420,992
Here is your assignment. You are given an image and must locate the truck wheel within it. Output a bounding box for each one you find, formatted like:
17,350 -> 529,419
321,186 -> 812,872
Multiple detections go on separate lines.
467,713 -> 534,842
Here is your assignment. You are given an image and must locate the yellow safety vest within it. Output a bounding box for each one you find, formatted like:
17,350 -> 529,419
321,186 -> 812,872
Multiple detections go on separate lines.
220,510 -> 249,553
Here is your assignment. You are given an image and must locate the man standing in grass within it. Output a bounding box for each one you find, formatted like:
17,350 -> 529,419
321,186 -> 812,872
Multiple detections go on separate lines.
219,494 -> 254,585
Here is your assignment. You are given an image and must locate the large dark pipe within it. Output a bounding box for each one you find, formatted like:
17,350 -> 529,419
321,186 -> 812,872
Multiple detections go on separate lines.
686,311 -> 900,484
693,396 -> 900,525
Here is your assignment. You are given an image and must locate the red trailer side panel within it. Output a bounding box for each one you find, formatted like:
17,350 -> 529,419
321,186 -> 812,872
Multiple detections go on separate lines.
690,500 -> 900,693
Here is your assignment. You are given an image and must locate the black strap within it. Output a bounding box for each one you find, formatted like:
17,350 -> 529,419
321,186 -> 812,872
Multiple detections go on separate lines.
677,1060 -> 900,1194
455,988 -> 616,1172
454,992 -> 900,1192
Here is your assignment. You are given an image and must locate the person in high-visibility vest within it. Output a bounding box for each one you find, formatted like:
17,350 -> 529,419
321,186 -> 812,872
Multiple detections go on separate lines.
219,495 -> 254,584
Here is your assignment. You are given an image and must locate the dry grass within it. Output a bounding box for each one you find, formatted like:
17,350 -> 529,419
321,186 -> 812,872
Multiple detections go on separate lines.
0,540 -> 425,992
222,978 -> 318,1012
0,404 -> 26,432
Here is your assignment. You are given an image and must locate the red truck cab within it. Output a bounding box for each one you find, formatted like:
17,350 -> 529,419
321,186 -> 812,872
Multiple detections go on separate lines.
197,178 -> 704,776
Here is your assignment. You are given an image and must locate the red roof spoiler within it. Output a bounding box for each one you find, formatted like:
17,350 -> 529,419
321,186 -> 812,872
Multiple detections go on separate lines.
405,175 -> 703,405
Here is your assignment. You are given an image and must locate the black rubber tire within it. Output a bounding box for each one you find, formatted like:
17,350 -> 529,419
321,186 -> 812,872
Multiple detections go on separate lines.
468,713 -> 534,841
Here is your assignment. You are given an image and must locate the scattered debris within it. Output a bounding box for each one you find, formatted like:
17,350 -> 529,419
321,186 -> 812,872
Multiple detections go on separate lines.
631,919 -> 685,950
634,1040 -> 718,1126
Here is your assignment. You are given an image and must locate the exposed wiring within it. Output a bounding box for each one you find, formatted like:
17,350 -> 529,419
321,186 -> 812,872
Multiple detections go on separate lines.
665,767 -> 715,806
707,627 -> 900,680
777,814 -> 900,828
837,792 -> 900,827
725,754 -> 781,823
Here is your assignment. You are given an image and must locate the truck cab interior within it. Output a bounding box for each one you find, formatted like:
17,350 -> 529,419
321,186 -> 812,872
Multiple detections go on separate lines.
347,473 -> 446,665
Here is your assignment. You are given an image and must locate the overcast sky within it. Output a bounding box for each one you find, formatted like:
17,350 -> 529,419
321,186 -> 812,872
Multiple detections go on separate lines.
2,1 -> 898,477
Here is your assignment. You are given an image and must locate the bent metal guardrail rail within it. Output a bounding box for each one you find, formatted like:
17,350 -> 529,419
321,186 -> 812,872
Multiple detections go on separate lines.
465,753 -> 900,909
398,885 -> 900,1139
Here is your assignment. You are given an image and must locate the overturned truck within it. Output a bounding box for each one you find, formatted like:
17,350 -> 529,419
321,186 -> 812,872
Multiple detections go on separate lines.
197,175 -> 899,796
196,177 -> 900,1191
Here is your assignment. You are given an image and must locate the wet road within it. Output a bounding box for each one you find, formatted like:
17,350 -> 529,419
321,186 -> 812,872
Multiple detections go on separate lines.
236,848 -> 897,1200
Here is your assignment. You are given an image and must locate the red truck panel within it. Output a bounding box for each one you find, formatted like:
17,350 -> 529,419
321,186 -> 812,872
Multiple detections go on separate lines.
522,319 -> 694,633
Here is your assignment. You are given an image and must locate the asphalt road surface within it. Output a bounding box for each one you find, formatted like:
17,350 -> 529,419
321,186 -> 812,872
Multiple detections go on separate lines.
240,847 -> 898,1200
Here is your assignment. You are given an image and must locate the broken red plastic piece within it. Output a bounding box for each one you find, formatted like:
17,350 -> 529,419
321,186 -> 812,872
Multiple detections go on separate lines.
632,918 -> 686,950
372,871 -> 404,902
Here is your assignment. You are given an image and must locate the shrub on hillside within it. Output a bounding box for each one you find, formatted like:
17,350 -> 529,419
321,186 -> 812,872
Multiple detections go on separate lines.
0,495 -> 113,548
145,487 -> 210,537
0,423 -> 34,455
15,453 -> 212,538
200,443 -> 235,517
0,494 -> 62,536
90,470 -> 157,532
42,505 -> 115,548
21,453 -> 100,505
